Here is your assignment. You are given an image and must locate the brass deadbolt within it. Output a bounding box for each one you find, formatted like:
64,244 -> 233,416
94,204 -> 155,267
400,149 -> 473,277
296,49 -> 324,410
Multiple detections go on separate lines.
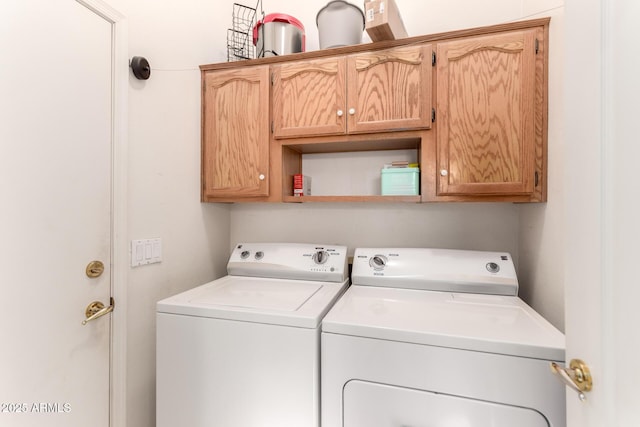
86,260 -> 105,278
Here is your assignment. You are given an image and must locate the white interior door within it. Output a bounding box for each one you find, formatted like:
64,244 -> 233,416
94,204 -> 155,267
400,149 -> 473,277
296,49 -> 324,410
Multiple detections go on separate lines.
565,0 -> 640,425
0,1 -> 114,425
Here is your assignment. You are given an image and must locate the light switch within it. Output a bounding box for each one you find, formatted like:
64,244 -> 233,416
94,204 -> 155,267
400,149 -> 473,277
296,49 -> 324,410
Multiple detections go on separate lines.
131,238 -> 162,267
153,241 -> 161,258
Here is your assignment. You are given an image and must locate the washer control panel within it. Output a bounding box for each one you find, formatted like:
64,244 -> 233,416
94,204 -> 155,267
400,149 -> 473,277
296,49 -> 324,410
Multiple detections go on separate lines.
227,243 -> 348,283
352,248 -> 518,296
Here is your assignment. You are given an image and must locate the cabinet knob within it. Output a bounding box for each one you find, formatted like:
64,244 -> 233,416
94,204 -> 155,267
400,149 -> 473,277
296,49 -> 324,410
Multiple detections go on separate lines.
259,174 -> 265,181
440,169 -> 448,176
348,108 -> 356,115
337,110 -> 344,117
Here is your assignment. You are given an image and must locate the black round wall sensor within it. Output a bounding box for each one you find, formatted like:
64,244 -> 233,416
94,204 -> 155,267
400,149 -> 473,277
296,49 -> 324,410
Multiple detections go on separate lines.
130,56 -> 151,80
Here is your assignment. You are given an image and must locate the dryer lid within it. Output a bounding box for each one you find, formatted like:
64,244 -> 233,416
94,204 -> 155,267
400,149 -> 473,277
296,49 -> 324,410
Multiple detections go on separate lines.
322,285 -> 565,361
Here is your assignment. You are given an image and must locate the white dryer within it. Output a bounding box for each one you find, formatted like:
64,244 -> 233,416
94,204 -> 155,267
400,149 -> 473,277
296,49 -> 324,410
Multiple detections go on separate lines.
157,243 -> 349,427
321,248 -> 566,427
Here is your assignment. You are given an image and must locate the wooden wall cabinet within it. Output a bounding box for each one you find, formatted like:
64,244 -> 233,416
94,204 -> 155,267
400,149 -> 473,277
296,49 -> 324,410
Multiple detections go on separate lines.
201,66 -> 271,201
272,57 -> 346,138
200,18 -> 549,203
432,28 -> 546,202
272,44 -> 433,139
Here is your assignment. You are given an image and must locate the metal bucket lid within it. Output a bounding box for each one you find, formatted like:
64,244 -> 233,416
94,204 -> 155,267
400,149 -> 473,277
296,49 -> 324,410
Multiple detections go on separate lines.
316,0 -> 365,29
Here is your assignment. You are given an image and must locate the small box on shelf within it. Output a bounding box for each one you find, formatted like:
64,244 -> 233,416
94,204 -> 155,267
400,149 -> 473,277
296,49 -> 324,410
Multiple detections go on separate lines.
364,0 -> 408,42
293,174 -> 312,197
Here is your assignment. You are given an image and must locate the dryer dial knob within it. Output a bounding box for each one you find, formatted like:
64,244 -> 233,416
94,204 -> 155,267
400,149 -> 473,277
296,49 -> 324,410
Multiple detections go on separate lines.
486,262 -> 500,273
240,250 -> 250,259
369,255 -> 388,270
313,250 -> 329,265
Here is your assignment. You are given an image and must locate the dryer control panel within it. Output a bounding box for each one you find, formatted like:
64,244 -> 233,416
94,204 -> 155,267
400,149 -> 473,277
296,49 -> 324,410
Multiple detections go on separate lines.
352,248 -> 518,296
227,243 -> 348,283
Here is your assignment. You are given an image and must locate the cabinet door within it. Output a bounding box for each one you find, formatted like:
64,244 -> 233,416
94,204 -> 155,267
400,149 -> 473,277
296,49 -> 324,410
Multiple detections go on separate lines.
436,30 -> 540,196
347,44 -> 433,134
273,57 -> 346,138
202,66 -> 269,199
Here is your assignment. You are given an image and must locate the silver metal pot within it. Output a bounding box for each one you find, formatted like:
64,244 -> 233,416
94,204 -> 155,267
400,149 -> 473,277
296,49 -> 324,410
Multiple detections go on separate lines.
253,13 -> 306,57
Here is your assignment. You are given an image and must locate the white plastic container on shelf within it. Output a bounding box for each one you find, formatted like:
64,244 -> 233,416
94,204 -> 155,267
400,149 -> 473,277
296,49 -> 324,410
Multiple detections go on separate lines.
316,1 -> 365,49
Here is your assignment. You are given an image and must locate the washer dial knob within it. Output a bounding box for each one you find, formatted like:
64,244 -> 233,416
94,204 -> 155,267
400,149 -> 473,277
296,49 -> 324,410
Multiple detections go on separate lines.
313,250 -> 329,265
240,250 -> 250,259
369,255 -> 388,270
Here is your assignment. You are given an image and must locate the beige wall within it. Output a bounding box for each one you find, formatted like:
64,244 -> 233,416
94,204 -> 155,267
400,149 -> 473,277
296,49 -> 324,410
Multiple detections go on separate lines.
107,1 -> 233,426
107,0 -> 566,426
230,203 -> 520,257
517,5 -> 565,330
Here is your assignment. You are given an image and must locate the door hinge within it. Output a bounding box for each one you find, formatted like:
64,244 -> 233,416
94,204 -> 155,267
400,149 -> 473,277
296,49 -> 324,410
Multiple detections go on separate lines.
535,171 -> 539,187
432,51 -> 436,66
271,121 -> 274,133
271,72 -> 274,85
431,108 -> 436,123
535,39 -> 539,54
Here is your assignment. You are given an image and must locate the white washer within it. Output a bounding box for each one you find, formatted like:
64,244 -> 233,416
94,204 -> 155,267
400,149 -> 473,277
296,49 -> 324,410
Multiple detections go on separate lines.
321,248 -> 566,427
157,243 -> 349,427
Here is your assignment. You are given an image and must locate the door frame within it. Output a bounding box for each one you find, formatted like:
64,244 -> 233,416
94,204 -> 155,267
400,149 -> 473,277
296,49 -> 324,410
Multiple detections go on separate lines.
75,1 -> 128,426
564,0 -> 628,424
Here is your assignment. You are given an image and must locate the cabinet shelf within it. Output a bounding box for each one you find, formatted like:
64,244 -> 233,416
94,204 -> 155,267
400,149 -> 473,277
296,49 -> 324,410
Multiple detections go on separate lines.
281,133 -> 422,154
283,195 -> 422,203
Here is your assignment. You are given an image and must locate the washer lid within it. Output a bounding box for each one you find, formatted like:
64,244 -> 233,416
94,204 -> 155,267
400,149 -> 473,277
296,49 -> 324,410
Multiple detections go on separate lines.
191,277 -> 322,311
157,275 -> 348,328
322,286 -> 565,361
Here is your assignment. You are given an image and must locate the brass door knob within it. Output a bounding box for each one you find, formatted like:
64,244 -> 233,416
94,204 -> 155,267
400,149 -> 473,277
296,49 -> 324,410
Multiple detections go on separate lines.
551,359 -> 593,401
82,298 -> 115,325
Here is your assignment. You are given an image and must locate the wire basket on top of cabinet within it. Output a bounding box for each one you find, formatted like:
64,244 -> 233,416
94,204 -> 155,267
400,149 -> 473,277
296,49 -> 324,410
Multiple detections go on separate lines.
227,1 -> 264,61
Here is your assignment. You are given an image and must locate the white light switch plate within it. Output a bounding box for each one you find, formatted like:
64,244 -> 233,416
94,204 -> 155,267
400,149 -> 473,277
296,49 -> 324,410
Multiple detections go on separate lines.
131,238 -> 162,267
